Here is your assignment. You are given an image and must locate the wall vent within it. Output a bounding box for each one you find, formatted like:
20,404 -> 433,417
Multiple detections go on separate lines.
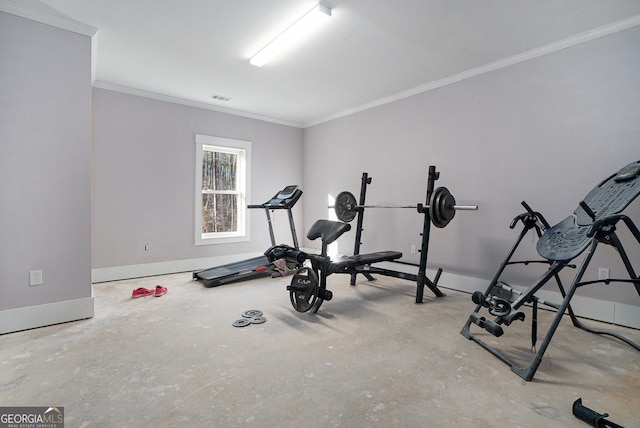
210,94 -> 232,102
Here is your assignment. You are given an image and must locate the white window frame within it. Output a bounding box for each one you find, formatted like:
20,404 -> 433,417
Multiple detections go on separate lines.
195,134 -> 251,246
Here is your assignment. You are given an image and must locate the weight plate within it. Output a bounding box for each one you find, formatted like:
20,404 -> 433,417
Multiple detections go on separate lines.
334,191 -> 358,223
429,187 -> 445,228
288,266 -> 319,312
435,187 -> 447,226
434,187 -> 449,227
232,318 -> 251,327
242,310 -> 263,318
429,187 -> 455,228
428,189 -> 438,226
250,316 -> 266,324
440,192 -> 456,222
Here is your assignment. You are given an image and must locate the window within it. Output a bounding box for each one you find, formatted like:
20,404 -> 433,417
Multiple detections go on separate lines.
195,135 -> 251,245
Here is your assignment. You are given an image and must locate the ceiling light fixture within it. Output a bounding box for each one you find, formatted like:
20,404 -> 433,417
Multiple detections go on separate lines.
250,3 -> 332,67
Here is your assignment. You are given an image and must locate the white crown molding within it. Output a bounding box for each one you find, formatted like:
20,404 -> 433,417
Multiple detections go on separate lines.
304,14 -> 640,128
0,0 -> 97,36
93,81 -> 304,129
5,1 -> 638,131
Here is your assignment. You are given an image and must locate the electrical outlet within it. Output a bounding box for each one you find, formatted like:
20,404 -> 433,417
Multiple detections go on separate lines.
29,270 -> 43,286
144,243 -> 150,251
410,245 -> 416,254
598,268 -> 610,280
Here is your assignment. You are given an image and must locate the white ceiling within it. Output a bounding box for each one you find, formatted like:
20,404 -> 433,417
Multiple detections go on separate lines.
30,0 -> 640,127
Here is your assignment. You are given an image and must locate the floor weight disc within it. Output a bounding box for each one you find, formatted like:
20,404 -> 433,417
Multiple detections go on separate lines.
242,310 -> 263,318
232,319 -> 251,327
250,316 -> 266,324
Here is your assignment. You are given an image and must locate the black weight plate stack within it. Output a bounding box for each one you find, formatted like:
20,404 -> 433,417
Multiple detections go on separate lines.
334,191 -> 358,223
287,266 -> 319,312
429,187 -> 456,228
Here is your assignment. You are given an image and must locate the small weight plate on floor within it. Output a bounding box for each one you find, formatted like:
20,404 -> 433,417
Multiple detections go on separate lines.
242,309 -> 263,318
250,316 -> 266,324
232,319 -> 251,327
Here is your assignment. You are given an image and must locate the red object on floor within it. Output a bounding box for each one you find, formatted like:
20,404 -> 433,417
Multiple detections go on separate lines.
154,285 -> 168,297
131,287 -> 154,298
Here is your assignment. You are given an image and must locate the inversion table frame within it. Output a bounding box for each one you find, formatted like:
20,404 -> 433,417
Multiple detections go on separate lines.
460,160 -> 640,381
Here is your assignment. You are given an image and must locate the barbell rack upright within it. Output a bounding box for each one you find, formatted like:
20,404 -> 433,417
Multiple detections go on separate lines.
416,165 -> 445,301
350,172 -> 375,285
347,166 -> 446,301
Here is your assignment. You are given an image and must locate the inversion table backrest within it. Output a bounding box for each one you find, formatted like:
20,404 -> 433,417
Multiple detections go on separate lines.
537,160 -> 640,262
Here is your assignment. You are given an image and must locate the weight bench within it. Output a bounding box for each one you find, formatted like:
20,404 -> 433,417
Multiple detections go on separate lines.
266,219 -> 402,313
307,219 -> 402,273
461,160 -> 640,381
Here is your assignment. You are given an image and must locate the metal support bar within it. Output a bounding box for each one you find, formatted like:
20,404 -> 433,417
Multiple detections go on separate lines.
286,208 -> 299,249
462,210 -> 640,381
350,172 -> 371,285
345,166 -> 448,301
263,207 -> 276,247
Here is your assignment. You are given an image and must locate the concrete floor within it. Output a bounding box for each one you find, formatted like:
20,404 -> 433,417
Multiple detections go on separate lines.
1,272 -> 639,427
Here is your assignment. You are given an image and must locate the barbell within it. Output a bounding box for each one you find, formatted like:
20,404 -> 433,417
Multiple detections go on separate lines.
332,187 -> 478,228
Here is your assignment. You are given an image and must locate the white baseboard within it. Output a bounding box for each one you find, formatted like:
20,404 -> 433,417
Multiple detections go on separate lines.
0,297 -> 94,335
92,256 -> 640,329
374,261 -> 640,330
91,252 -> 265,283
443,270 -> 639,329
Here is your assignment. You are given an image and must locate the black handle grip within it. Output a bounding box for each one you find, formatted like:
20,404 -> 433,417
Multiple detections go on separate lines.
572,398 -> 624,428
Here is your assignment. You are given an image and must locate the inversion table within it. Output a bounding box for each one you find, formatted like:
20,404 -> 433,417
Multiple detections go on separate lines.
461,160 -> 640,381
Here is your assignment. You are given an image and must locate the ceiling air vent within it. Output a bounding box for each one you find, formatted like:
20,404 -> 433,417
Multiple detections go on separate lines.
211,94 -> 232,102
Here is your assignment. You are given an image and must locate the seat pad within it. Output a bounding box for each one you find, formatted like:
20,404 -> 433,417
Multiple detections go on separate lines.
328,251 -> 402,273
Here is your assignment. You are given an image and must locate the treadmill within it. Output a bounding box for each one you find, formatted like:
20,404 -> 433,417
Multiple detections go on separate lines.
193,185 -> 303,287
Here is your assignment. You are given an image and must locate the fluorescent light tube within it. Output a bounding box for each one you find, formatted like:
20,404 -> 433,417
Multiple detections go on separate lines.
250,3 -> 332,67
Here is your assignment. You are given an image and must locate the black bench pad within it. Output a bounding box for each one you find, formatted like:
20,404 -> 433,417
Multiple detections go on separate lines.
307,219 -> 351,245
328,251 -> 402,274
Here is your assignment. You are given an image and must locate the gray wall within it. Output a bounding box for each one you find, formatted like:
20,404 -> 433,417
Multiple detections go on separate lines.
91,89 -> 304,272
3,8 -> 638,332
0,13 -> 92,311
303,26 -> 640,306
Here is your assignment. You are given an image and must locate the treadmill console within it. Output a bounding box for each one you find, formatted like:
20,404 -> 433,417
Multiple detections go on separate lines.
248,185 -> 303,209
276,185 -> 299,199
